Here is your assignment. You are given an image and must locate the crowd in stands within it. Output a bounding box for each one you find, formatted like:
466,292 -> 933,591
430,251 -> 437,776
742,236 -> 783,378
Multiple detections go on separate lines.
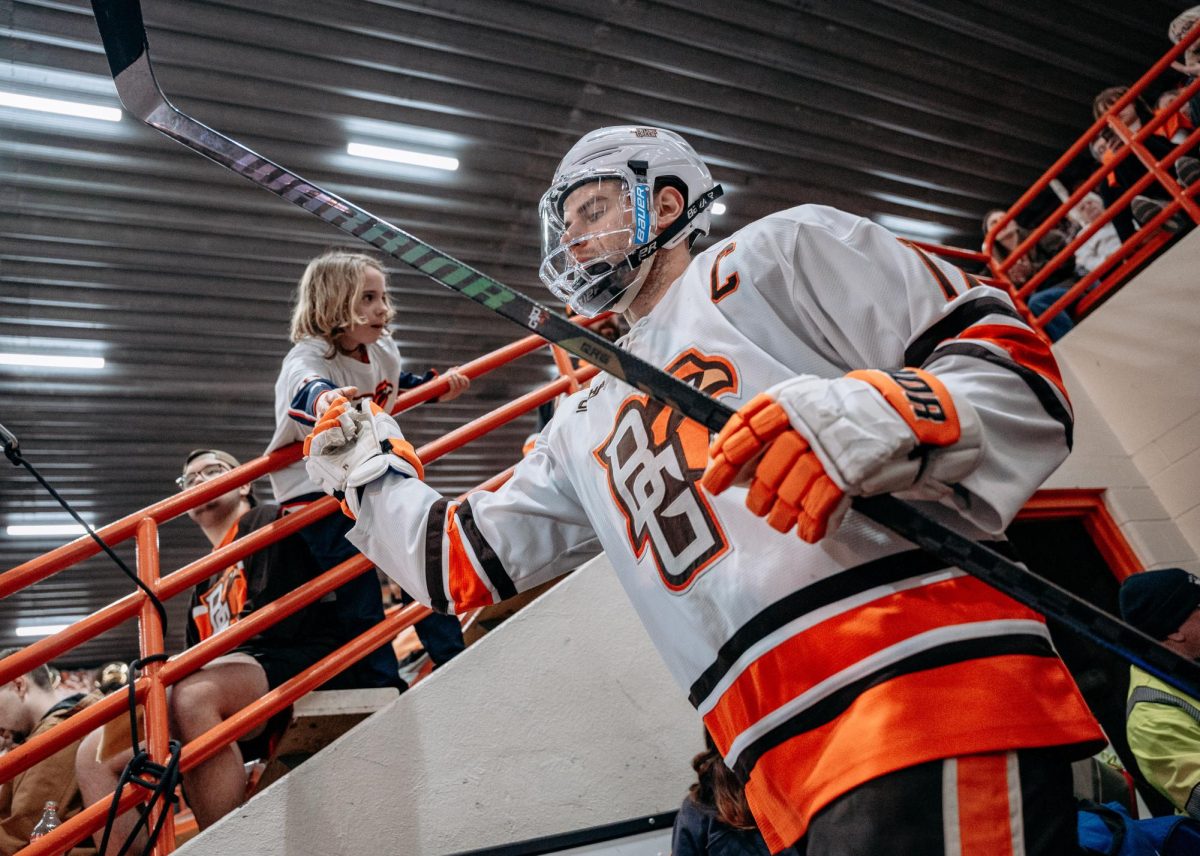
983,6 -> 1200,341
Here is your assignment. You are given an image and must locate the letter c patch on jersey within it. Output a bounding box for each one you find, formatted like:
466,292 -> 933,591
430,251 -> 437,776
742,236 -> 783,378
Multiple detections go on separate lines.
595,349 -> 738,592
710,242 -> 739,303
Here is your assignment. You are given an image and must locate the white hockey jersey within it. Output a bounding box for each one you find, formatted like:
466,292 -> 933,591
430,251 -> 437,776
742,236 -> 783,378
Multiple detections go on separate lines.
267,336 -> 403,503
347,205 -> 1102,850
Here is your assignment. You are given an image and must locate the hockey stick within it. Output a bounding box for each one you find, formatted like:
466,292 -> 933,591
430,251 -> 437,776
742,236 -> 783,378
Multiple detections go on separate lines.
89,0 -> 1200,701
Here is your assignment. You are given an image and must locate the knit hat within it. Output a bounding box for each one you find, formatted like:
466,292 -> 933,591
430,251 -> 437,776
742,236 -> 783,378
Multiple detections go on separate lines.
1118,568 -> 1200,640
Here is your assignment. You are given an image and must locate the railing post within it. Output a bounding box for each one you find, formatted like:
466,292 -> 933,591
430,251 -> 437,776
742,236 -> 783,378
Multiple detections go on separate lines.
135,517 -> 176,855
550,346 -> 581,393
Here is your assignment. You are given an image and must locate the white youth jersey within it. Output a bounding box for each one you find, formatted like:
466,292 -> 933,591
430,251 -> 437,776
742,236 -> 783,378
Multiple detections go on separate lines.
348,205 -> 1099,848
267,336 -> 403,503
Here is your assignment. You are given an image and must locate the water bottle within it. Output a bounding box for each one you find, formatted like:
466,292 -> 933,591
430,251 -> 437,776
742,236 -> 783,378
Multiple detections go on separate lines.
30,800 -> 61,840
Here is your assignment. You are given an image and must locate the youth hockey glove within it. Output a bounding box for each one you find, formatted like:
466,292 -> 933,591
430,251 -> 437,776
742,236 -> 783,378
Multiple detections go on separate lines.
702,368 -> 983,543
304,397 -> 424,519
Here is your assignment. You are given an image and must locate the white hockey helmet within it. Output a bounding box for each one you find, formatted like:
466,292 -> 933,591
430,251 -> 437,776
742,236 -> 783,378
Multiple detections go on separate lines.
538,126 -> 721,317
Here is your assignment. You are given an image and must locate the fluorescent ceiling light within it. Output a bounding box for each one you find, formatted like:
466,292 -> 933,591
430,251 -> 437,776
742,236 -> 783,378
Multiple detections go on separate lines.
15,624 -> 73,638
0,90 -> 122,122
6,523 -> 87,537
347,142 -> 458,171
711,202 -> 727,216
874,214 -> 956,242
0,353 -> 105,369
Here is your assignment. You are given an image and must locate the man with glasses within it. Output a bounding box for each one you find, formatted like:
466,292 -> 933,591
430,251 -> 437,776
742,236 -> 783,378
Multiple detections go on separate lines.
76,449 -> 357,847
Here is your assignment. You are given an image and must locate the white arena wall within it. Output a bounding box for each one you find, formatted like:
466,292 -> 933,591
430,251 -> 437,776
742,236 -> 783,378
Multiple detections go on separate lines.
175,555 -> 702,856
1048,228 -> 1200,574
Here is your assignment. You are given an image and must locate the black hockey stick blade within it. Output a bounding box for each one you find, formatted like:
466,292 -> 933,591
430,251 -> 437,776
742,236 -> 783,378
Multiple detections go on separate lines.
90,0 -> 1200,701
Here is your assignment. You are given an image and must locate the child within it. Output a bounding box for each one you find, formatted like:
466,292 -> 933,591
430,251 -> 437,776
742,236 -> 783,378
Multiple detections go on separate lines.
265,249 -> 470,688
672,731 -> 798,856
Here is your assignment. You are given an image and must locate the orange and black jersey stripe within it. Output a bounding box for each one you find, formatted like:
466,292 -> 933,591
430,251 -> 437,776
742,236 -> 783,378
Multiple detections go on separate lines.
905,294 -> 1073,448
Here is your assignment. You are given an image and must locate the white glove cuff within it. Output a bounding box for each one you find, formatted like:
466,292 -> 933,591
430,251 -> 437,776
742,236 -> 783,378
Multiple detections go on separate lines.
343,455 -> 419,517
766,374 -> 983,499
901,390 -> 983,504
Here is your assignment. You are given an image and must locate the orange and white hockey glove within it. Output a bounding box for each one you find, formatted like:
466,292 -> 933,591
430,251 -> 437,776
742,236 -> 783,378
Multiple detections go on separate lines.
304,397 -> 424,519
702,369 -> 983,543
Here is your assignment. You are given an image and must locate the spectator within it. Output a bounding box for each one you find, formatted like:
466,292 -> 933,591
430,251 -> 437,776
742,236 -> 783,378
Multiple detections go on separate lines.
0,649 -> 100,855
673,732 -> 797,856
1169,7 -> 1200,115
1154,87 -> 1196,145
1091,87 -> 1197,239
1119,567 -> 1200,819
96,663 -> 128,696
983,209 -> 1075,341
265,249 -> 470,680
76,449 -> 347,848
1069,192 -> 1124,278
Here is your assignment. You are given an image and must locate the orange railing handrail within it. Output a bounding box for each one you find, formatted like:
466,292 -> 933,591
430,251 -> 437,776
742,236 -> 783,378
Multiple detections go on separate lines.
1,357 -> 599,772
1,317 -> 603,855
983,23 -> 1200,334
0,328 -> 567,601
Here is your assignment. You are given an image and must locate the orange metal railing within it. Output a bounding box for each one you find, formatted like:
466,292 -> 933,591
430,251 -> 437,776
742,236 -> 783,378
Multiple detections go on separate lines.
0,320 -> 601,856
984,23 -> 1200,334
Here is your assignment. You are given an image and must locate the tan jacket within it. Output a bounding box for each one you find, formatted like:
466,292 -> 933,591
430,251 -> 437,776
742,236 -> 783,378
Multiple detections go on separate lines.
0,692 -> 101,856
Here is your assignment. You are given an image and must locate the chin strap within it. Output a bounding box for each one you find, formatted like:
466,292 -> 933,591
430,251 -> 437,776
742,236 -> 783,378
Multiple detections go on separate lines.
621,184 -> 723,270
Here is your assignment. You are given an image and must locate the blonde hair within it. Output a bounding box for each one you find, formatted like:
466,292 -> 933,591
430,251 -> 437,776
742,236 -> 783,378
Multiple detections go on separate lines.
289,250 -> 394,347
1169,7 -> 1200,45
1170,7 -> 1200,65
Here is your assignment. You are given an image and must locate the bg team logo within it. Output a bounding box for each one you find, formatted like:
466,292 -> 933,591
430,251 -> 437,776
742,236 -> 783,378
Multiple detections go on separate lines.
595,349 -> 737,592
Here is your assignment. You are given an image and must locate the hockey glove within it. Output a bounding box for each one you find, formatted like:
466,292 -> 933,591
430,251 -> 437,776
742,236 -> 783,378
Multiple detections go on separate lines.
702,368 -> 983,543
304,397 -> 424,519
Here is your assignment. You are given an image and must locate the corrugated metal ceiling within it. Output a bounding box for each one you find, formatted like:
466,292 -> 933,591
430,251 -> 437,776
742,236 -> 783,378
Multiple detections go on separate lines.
1,0 -> 1189,663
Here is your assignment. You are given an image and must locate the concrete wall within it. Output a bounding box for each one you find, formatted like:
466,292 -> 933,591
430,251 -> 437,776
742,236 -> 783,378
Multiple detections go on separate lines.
1050,229 -> 1200,573
176,555 -> 701,856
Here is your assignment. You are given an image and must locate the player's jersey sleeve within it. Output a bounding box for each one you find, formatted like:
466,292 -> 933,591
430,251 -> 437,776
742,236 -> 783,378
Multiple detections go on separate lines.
779,207 -> 1072,534
347,430 -> 601,614
275,339 -> 339,429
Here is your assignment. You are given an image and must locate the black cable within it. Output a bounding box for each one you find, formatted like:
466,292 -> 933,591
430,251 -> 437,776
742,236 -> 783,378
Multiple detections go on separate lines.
1,422 -> 168,632
3,424 -> 180,854
97,656 -> 182,856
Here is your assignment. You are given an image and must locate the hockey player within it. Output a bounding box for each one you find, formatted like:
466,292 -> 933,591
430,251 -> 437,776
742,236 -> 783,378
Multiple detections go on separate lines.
304,126 -> 1104,854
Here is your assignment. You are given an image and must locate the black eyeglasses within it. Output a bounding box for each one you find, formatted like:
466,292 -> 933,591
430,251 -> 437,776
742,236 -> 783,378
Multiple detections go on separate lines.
175,463 -> 231,490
